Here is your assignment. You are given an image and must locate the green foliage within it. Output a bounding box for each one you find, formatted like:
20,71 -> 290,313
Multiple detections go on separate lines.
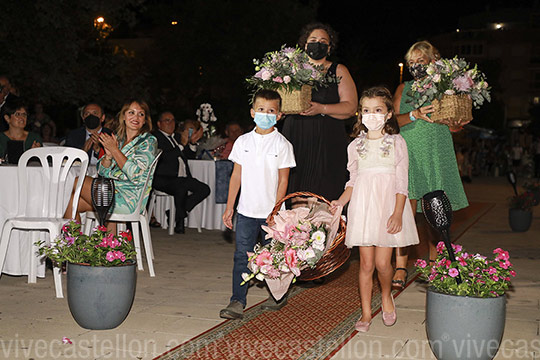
36,220 -> 136,267
415,242 -> 516,298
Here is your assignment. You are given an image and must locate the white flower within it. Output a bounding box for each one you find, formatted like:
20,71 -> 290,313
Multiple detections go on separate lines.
280,264 -> 290,272
304,248 -> 316,259
311,230 -> 326,242
432,74 -> 441,83
444,89 -> 455,95
256,273 -> 265,281
312,240 -> 325,251
241,273 -> 251,282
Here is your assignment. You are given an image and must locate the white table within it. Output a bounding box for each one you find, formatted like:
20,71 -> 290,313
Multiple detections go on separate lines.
153,160 -> 227,231
0,165 -> 80,277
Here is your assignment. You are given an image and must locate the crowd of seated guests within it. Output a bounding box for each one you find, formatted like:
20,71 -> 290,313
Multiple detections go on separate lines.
0,74 -> 241,235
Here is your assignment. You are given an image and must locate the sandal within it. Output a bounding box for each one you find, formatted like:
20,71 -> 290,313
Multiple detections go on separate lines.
149,216 -> 161,228
391,268 -> 408,289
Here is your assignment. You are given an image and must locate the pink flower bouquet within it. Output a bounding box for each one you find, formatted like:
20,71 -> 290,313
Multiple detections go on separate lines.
415,242 -> 516,298
37,220 -> 136,267
241,206 -> 341,300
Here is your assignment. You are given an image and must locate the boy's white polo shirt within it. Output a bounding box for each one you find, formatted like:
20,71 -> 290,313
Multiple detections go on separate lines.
228,128 -> 296,219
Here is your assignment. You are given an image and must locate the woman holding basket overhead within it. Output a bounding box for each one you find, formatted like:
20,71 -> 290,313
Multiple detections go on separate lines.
391,41 -> 468,288
282,22 -> 358,201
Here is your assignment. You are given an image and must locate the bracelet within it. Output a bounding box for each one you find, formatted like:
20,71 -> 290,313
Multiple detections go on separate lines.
409,111 -> 417,122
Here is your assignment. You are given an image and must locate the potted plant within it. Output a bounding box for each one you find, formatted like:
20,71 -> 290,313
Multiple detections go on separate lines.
416,243 -> 516,360
508,191 -> 534,232
407,56 -> 491,131
523,181 -> 540,206
37,220 -> 137,330
246,45 -> 338,114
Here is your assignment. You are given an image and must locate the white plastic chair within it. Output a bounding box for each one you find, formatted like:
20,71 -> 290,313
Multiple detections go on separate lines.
83,151 -> 161,277
148,189 -> 202,235
148,190 -> 176,236
0,147 -> 89,298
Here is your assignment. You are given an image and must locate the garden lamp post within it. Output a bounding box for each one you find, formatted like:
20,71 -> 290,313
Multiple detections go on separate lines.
422,190 -> 462,284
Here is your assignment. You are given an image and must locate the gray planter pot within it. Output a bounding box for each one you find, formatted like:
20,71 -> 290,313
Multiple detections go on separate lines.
508,208 -> 532,232
426,289 -> 506,360
67,262 -> 137,330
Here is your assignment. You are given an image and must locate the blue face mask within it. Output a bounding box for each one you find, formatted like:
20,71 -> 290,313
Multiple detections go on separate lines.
253,112 -> 277,130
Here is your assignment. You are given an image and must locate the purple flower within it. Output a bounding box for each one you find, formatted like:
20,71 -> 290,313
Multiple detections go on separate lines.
453,74 -> 474,91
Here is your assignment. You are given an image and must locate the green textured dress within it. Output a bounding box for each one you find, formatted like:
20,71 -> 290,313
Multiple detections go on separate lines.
399,81 -> 469,212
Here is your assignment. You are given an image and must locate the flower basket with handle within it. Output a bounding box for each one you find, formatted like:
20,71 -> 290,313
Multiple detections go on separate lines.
269,191 -> 349,281
246,45 -> 339,114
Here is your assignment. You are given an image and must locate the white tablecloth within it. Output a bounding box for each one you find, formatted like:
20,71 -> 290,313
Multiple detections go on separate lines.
0,165 -> 81,277
153,160 -> 227,231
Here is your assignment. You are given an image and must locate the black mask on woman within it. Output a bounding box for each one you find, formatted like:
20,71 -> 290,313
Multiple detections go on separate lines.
408,63 -> 428,80
306,42 -> 329,60
84,114 -> 101,130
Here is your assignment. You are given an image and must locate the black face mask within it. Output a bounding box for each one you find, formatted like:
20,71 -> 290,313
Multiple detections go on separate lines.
306,42 -> 329,60
84,114 -> 101,130
408,63 -> 428,80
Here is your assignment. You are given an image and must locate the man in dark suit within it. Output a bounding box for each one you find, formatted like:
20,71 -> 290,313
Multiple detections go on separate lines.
64,102 -> 111,165
152,111 -> 210,234
0,75 -> 20,132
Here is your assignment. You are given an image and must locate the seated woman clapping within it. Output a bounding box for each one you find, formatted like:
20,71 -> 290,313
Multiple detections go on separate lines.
64,99 -> 158,231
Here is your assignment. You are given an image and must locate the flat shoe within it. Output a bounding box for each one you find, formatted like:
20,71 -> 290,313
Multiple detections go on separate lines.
355,318 -> 372,333
382,294 -> 397,327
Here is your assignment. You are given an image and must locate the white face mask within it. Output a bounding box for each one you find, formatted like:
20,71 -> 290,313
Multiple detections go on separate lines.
362,113 -> 387,131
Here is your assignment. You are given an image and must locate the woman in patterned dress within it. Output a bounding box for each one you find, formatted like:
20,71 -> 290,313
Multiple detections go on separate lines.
65,99 -> 158,228
391,41 -> 469,288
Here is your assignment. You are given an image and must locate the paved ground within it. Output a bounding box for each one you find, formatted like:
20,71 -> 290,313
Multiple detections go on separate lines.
0,176 -> 539,359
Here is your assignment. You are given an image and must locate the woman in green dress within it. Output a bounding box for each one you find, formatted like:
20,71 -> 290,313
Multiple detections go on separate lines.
0,100 -> 42,159
391,41 -> 469,288
64,99 -> 158,229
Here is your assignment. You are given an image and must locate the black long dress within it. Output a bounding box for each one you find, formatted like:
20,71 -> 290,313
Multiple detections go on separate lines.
281,63 -> 350,201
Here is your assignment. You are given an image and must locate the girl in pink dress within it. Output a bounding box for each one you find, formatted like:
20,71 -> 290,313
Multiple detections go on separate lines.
330,87 -> 419,333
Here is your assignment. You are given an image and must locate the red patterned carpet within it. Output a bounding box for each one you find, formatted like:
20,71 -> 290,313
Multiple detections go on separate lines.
155,202 -> 493,360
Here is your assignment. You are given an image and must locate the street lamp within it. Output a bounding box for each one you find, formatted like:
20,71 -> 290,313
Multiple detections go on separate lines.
398,63 -> 404,84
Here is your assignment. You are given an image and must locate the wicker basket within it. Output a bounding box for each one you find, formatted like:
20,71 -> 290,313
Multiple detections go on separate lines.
431,94 -> 473,127
270,191 -> 350,281
277,85 -> 312,114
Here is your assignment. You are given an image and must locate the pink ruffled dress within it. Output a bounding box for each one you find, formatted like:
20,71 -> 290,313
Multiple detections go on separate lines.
344,133 -> 419,248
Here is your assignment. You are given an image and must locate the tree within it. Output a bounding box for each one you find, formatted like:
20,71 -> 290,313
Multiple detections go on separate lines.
0,1 -> 147,116
143,0 -> 318,129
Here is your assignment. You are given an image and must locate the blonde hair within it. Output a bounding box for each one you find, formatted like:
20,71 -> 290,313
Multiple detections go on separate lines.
405,40 -> 441,62
116,99 -> 152,141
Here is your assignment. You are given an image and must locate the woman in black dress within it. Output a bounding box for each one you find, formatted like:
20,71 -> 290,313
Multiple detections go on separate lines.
282,23 -> 358,201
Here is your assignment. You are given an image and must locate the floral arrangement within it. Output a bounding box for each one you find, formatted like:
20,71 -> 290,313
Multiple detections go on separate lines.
246,45 -> 337,93
508,191 -> 535,211
196,103 -> 217,138
408,56 -> 491,109
240,206 -> 340,299
415,242 -> 516,298
355,132 -> 393,159
37,220 -> 136,266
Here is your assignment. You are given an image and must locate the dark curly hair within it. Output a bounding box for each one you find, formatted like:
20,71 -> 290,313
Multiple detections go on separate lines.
298,22 -> 339,55
351,86 -> 400,138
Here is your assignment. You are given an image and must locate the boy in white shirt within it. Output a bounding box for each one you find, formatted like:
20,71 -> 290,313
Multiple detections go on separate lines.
220,89 -> 296,320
